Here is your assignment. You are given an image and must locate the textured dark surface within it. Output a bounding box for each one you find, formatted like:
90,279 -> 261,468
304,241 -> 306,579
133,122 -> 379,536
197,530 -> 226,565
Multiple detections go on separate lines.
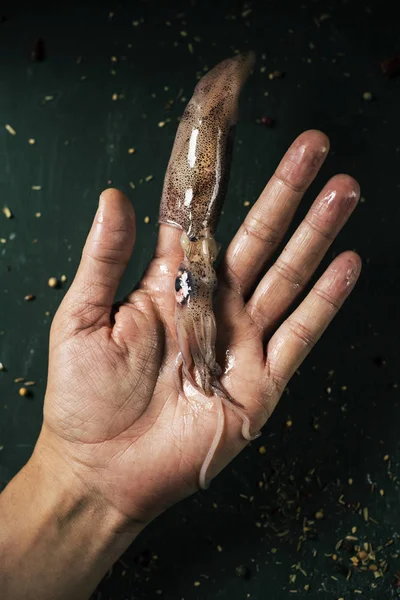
0,1 -> 400,598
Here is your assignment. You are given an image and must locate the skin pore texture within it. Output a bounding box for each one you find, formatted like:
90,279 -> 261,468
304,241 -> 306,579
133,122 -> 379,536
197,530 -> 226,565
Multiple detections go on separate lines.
159,53 -> 261,489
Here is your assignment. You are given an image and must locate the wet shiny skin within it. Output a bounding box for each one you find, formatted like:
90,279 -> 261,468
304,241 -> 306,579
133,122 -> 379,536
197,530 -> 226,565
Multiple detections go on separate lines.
159,53 -> 261,489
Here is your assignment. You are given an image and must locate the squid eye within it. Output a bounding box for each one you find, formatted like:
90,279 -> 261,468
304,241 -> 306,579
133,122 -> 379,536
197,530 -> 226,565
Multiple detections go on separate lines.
175,268 -> 194,305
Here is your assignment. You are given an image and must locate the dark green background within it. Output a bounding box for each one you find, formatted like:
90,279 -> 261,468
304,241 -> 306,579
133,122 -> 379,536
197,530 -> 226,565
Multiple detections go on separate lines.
1,1 -> 399,598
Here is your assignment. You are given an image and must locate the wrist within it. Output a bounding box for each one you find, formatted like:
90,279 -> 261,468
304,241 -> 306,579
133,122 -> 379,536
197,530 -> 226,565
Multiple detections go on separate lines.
32,428 -> 147,541
0,433 -> 145,600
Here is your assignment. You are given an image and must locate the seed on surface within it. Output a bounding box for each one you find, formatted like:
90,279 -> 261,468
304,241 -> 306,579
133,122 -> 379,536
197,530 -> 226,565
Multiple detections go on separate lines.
315,510 -> 324,520
31,186 -> 42,191
24,294 -> 35,301
269,70 -> 283,80
258,445 -> 267,455
28,138 -> 36,145
60,274 -> 67,283
19,387 -> 29,397
35,212 -> 41,218
128,147 -> 136,154
0,362 -> 4,371
144,216 -> 150,224
2,206 -> 12,219
5,124 -> 16,135
48,277 -> 58,288
363,91 -> 373,101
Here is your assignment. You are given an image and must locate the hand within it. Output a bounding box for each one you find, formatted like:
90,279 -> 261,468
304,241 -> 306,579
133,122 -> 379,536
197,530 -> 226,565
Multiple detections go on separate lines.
38,129 -> 361,527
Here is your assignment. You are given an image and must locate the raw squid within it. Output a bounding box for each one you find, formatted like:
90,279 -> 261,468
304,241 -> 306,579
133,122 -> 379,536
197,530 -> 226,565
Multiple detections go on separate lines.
159,52 -> 261,489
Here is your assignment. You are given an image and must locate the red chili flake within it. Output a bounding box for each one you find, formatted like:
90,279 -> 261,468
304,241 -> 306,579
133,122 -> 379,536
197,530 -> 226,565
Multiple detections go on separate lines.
381,55 -> 400,78
31,38 -> 45,62
261,116 -> 274,127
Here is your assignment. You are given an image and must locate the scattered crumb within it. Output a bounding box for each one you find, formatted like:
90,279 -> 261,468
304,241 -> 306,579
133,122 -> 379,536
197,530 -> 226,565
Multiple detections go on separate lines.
236,565 -> 251,579
5,124 -> 16,135
28,138 -> 36,145
2,206 -> 13,219
24,294 -> 35,301
363,91 -> 373,101
144,216 -> 150,224
193,581 -> 200,587
60,274 -> 67,283
128,147 -> 136,154
48,277 -> 58,288
258,445 -> 267,455
269,70 -> 283,80
112,93 -> 118,101
158,121 -> 166,128
315,510 -> 324,520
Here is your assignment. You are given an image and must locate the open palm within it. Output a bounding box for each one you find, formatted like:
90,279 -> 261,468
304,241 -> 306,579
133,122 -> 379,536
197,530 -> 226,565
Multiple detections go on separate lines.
40,130 -> 360,525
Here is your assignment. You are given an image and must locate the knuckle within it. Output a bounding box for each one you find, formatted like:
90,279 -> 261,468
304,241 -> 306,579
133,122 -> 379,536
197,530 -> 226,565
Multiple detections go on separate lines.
304,216 -> 334,242
313,287 -> 341,311
274,172 -> 306,194
287,318 -> 316,347
274,259 -> 304,287
243,215 -> 281,247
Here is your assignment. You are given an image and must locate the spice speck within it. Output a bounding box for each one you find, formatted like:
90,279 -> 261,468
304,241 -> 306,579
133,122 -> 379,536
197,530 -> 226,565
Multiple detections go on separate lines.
48,277 -> 58,288
5,124 -> 16,135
